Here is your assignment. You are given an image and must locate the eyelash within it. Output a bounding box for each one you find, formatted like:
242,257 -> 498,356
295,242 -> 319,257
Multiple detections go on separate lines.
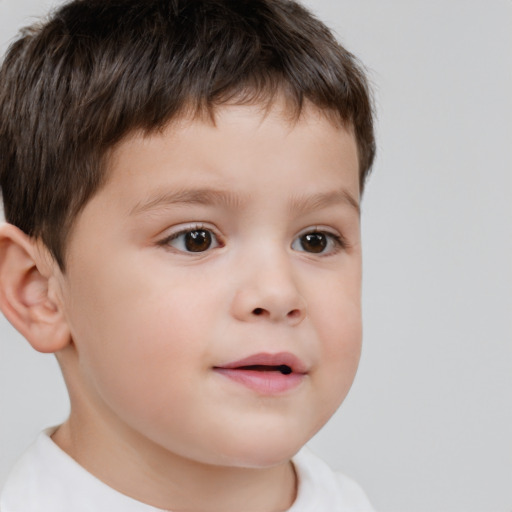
157,224 -> 223,253
157,225 -> 348,255
292,229 -> 348,256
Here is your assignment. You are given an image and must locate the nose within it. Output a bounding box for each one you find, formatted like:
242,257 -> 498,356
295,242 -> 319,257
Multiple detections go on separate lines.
230,254 -> 307,325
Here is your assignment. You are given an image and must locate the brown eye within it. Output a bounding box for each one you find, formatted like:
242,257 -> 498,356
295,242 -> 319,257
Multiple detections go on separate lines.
300,232 -> 327,253
292,230 -> 343,255
184,230 -> 213,252
164,227 -> 220,253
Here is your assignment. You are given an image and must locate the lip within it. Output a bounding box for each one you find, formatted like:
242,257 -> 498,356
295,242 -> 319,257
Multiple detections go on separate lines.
213,352 -> 308,394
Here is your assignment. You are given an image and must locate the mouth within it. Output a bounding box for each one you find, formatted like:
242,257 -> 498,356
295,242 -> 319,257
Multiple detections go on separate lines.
213,352 -> 308,394
235,364 -> 293,375
214,352 -> 308,373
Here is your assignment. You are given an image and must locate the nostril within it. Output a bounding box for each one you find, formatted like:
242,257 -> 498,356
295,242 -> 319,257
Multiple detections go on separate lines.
249,307 -> 304,320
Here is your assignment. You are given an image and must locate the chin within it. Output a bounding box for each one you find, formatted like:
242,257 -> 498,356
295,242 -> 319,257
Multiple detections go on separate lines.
209,430 -> 308,469
224,449 -> 299,470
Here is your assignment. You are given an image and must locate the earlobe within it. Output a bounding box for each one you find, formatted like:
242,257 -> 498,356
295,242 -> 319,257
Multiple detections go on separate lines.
0,223 -> 71,353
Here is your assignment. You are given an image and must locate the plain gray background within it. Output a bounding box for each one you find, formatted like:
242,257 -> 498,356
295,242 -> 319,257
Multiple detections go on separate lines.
0,1 -> 511,511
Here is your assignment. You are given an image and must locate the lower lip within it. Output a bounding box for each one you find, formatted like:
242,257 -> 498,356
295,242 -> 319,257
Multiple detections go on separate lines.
213,368 -> 305,394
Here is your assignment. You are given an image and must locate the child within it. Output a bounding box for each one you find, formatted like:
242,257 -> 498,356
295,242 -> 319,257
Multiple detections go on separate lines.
0,0 -> 376,510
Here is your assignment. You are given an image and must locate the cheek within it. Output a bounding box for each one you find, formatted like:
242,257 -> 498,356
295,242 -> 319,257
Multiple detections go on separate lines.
65,268 -> 215,412
319,304 -> 362,388
310,274 -> 362,402
313,266 -> 362,350
322,303 -> 362,362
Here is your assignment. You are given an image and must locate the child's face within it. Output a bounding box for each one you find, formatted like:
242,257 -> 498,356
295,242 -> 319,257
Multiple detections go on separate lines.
56,102 -> 362,469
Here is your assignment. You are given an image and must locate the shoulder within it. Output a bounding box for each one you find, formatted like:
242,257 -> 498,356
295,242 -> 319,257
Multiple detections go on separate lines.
1,431 -> 49,512
290,447 -> 375,512
0,429 -> 163,512
1,428 -> 71,512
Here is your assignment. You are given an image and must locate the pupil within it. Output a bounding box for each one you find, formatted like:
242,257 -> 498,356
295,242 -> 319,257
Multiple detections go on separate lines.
185,230 -> 212,252
301,233 -> 326,253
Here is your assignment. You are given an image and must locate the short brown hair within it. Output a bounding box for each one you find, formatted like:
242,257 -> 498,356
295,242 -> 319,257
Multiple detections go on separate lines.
0,0 -> 375,269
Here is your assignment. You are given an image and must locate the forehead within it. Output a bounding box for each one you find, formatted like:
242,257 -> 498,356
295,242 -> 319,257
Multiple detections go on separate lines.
110,101 -> 356,170
97,101 -> 360,213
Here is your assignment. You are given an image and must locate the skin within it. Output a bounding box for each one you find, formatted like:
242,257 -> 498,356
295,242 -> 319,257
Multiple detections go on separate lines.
2,102 -> 363,512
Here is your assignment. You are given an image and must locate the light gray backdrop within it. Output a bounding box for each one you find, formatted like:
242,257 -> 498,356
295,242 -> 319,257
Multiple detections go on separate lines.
0,1 -> 511,511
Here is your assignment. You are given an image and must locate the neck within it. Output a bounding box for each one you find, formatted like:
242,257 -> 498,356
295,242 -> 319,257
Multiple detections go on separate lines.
53,415 -> 297,512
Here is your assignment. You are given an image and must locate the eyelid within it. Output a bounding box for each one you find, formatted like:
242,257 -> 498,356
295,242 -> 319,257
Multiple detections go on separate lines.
157,223 -> 223,252
292,226 -> 349,255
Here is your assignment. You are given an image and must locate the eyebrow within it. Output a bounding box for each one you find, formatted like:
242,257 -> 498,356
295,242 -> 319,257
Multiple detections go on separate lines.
130,187 -> 359,216
289,190 -> 360,216
130,188 -> 244,215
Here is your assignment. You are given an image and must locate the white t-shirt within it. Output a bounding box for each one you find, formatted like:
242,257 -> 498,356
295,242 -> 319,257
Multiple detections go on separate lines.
0,430 -> 375,511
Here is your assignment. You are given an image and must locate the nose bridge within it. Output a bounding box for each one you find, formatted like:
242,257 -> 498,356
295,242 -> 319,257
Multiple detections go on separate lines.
231,243 -> 306,324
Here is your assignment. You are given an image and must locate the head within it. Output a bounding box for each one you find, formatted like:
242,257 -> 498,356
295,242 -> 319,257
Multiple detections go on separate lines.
0,0 -> 374,270
0,0 -> 375,498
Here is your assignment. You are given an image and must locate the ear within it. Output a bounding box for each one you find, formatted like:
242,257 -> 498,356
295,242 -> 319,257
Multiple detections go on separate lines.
0,223 -> 71,353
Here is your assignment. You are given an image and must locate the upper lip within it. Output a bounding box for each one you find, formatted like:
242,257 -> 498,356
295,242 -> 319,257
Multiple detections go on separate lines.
214,352 -> 308,374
